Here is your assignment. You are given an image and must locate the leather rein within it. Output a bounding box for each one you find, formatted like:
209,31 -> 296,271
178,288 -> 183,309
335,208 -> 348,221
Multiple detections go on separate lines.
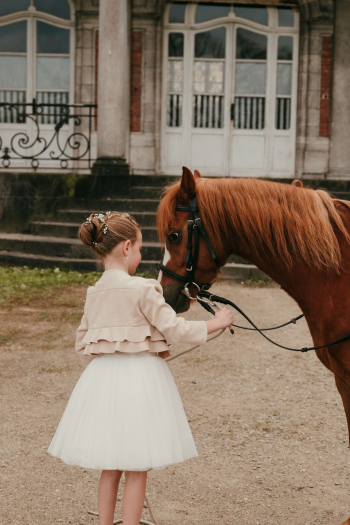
158,193 -> 350,354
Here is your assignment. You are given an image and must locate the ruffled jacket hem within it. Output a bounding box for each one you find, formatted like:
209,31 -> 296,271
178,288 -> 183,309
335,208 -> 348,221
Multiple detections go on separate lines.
82,325 -> 171,355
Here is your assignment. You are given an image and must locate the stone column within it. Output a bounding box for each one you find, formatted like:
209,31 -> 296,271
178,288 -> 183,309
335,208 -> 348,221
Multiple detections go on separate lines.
329,0 -> 350,177
92,0 -> 130,195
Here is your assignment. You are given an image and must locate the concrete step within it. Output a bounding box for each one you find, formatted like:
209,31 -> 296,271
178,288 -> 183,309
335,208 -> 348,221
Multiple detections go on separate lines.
0,233 -> 162,261
220,263 -> 268,280
131,175 -> 177,187
130,186 -> 165,199
30,221 -> 159,242
0,250 -> 159,274
329,191 -> 350,201
55,198 -> 159,213
57,209 -> 157,226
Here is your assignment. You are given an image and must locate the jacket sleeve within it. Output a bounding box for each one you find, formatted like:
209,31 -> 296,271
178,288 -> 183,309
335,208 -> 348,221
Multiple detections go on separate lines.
75,310 -> 97,368
140,279 -> 208,346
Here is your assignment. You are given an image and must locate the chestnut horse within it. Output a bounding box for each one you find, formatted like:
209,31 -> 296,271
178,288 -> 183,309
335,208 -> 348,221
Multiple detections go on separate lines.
157,167 -> 350,525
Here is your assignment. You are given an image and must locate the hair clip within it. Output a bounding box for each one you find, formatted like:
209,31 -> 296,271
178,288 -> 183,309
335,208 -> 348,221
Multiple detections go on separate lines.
85,217 -> 92,224
102,224 -> 108,234
92,241 -> 98,246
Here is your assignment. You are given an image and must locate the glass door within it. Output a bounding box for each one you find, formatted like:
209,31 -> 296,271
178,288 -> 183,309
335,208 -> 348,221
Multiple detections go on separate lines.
162,3 -> 299,177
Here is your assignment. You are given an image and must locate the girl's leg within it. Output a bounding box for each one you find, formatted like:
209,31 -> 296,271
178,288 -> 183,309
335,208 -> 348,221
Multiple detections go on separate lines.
123,471 -> 148,525
98,469 -> 123,525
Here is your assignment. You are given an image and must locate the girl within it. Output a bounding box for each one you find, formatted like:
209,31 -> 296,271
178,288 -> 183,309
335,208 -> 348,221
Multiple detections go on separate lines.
48,211 -> 234,525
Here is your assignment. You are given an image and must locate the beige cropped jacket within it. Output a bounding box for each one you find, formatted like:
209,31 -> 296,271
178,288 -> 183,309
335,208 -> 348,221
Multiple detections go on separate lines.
75,269 -> 208,367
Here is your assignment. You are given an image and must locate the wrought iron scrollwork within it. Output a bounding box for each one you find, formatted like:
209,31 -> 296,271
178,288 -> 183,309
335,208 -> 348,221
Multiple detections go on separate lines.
0,98 -> 97,170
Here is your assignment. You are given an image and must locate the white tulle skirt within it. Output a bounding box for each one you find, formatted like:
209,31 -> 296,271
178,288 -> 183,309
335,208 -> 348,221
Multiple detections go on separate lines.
47,352 -> 198,470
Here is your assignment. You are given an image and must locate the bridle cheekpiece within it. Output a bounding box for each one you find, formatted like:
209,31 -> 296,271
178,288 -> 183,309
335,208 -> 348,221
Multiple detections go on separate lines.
157,193 -> 221,299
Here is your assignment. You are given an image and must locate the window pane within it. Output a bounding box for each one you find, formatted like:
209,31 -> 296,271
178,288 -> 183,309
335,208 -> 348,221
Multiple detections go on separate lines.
276,63 -> 292,95
195,28 -> 226,59
195,4 -> 230,23
0,0 -> 29,16
168,33 -> 184,57
34,0 -> 70,20
278,36 -> 293,60
236,28 -> 267,60
234,6 -> 268,26
278,8 -> 294,27
37,57 -> 70,89
0,22 -> 26,53
169,2 -> 187,23
0,56 -> 26,88
235,63 -> 266,94
167,60 -> 183,93
37,22 -> 70,53
193,61 -> 224,94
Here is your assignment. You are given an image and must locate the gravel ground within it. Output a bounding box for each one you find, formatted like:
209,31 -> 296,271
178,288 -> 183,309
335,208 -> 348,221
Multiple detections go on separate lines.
1,279 -> 350,525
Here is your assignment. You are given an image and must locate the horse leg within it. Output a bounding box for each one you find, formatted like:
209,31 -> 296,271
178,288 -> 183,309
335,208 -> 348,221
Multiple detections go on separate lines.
334,375 -> 350,525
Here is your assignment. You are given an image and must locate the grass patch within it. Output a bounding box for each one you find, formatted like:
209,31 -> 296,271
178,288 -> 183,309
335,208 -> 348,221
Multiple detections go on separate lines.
0,265 -> 157,307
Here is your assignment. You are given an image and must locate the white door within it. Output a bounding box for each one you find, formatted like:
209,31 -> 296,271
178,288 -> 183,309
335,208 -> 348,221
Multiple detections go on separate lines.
162,3 -> 299,177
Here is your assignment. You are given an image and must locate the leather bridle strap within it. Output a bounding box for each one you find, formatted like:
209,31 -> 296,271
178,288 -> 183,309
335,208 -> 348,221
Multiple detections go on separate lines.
158,193 -> 220,287
197,289 -> 350,353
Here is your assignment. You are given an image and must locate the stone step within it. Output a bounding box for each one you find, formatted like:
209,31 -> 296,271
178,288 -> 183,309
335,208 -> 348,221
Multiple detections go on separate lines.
220,263 -> 268,281
130,186 -> 165,199
30,221 -> 159,242
57,209 -> 157,226
130,175 -> 177,187
60,198 -> 160,213
0,233 -> 162,261
329,191 -> 350,201
0,250 -> 159,274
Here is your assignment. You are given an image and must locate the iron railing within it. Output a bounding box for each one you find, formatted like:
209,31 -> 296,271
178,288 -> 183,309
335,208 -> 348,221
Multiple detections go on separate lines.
0,98 -> 97,170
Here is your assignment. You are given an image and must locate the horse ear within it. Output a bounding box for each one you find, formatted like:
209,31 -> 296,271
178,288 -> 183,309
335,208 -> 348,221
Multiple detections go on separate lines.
179,166 -> 196,201
194,169 -> 202,179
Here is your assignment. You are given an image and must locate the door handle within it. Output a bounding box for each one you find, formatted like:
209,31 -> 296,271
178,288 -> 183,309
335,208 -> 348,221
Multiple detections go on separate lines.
230,103 -> 235,121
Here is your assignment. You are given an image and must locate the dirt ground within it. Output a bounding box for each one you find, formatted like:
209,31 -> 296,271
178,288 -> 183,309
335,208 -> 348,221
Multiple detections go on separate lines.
1,279 -> 350,525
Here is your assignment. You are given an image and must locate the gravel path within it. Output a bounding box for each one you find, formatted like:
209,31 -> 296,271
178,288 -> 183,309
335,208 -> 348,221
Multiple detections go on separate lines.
0,280 -> 349,525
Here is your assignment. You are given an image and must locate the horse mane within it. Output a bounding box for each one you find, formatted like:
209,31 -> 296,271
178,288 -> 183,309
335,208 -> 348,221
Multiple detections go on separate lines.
157,177 -> 350,272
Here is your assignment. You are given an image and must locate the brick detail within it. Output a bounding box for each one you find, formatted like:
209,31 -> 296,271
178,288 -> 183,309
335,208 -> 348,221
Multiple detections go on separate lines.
130,31 -> 142,132
319,36 -> 333,138
94,30 -> 99,131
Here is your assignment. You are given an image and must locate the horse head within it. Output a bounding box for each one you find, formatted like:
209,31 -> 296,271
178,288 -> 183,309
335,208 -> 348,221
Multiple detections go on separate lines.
157,166 -> 225,313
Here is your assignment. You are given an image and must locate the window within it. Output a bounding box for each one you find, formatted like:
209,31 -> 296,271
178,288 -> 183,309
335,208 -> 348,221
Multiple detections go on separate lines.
0,0 -> 73,123
193,28 -> 226,128
167,33 -> 184,126
234,29 -> 267,129
276,36 -> 293,129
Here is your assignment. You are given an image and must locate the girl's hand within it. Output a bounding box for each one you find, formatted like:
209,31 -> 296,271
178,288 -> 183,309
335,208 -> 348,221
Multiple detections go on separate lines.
214,306 -> 234,329
205,306 -> 234,335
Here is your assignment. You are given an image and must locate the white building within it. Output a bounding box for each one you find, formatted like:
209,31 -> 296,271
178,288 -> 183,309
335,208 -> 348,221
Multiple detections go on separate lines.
0,0 -> 349,181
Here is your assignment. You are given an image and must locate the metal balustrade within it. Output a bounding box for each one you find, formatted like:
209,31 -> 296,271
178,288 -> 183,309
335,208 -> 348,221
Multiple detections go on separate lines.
276,97 -> 291,130
193,94 -> 224,128
167,94 -> 182,127
0,98 -> 97,170
234,96 -> 265,129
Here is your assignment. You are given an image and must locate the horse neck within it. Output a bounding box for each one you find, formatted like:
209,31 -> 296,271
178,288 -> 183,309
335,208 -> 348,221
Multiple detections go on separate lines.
227,240 -> 335,324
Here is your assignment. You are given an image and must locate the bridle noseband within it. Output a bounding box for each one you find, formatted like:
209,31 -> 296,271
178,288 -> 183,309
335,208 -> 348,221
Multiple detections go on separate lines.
157,193 -> 221,298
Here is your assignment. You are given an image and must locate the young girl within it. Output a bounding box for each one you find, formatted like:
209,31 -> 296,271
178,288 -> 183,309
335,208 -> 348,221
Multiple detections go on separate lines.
48,211 -> 234,525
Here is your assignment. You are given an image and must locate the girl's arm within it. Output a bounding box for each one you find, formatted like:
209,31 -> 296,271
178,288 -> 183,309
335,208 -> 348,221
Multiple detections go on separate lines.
75,311 -> 96,367
140,280 -> 234,346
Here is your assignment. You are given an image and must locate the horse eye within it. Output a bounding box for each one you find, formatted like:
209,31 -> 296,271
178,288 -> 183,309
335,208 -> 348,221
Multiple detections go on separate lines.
168,231 -> 179,242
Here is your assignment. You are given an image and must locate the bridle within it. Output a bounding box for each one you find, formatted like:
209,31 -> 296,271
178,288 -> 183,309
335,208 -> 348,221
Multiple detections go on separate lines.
157,192 -> 350,354
157,193 -> 220,299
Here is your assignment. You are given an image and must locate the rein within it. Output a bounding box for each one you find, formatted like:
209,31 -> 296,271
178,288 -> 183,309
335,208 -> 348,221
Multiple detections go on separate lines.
158,193 -> 350,354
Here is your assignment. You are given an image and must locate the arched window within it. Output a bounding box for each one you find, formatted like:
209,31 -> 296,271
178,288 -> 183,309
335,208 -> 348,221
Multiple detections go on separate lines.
0,0 -> 74,123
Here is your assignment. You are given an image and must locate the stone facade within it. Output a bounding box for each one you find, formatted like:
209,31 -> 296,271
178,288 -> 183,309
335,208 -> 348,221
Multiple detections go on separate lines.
1,0 -> 349,179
